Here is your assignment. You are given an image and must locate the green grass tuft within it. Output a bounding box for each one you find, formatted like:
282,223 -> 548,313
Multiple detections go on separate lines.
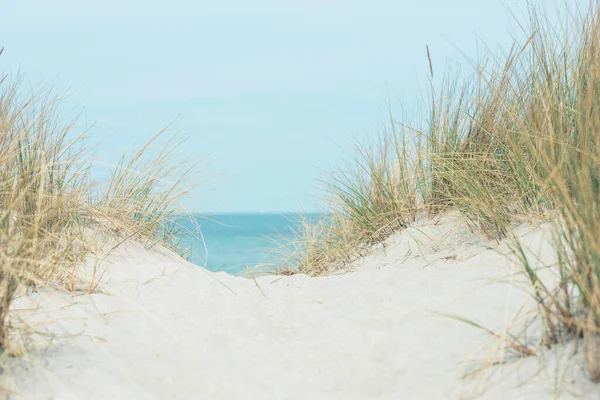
0,66 -> 201,351
288,0 -> 600,381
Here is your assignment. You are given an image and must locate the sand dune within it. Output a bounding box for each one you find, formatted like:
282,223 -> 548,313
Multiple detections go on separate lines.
1,216 -> 597,399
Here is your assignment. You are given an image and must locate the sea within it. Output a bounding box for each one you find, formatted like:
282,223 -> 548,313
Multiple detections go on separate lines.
172,213 -> 324,275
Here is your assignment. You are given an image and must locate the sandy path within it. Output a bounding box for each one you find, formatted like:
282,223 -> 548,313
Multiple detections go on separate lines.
2,217 -> 596,399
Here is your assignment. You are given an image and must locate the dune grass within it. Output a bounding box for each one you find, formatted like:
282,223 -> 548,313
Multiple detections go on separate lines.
506,1 -> 600,380
280,128 -> 424,276
289,0 -> 600,381
90,129 -> 199,251
0,68 -> 199,351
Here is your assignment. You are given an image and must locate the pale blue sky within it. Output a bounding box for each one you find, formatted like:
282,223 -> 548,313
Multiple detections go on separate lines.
1,0 -> 560,212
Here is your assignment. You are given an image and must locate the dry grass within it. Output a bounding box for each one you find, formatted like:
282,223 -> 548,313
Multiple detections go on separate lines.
89,128 -> 199,252
0,66 -> 199,351
490,1 -> 600,382
289,0 -> 600,382
283,128 -> 425,276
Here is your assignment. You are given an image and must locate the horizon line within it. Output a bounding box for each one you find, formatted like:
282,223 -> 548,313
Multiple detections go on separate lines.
179,210 -> 329,215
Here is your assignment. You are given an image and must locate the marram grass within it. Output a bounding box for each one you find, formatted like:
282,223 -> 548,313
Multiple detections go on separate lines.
287,0 -> 600,382
0,67 -> 200,351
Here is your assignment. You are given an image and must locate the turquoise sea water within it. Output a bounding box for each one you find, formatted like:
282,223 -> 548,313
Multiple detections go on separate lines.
174,213 -> 323,275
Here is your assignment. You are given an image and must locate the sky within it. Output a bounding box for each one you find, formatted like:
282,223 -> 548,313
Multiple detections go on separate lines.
0,0 -> 567,213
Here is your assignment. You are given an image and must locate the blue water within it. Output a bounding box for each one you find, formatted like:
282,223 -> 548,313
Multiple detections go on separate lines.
172,213 -> 323,275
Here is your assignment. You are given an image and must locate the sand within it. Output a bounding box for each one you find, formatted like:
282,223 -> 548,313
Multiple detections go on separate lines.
1,215 -> 598,399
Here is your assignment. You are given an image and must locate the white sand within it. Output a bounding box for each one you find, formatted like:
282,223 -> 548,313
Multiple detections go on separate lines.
1,215 -> 598,399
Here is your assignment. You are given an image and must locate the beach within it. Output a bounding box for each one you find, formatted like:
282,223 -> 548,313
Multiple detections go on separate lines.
1,214 -> 596,399
2,3 -> 600,396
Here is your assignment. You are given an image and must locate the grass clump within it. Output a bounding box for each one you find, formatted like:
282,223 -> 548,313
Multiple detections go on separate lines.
90,128 -> 199,251
0,74 -> 88,346
0,67 -> 199,351
507,2 -> 600,380
282,128 -> 423,276
289,0 -> 600,381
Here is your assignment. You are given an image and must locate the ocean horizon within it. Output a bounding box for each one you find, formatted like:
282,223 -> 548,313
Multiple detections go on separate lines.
173,212 -> 326,274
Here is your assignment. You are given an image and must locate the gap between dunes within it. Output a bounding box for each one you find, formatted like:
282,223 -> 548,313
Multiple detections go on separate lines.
1,214 -> 597,399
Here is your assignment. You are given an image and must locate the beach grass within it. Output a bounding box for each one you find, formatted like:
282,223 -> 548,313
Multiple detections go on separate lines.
289,0 -> 600,381
0,67 -> 199,350
2,0 -> 600,389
